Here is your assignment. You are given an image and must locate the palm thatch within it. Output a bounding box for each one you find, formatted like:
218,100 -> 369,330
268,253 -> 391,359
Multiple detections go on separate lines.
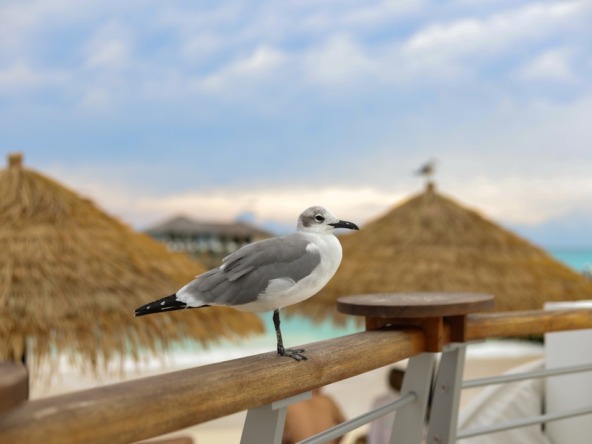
0,153 -> 264,373
290,183 -> 592,324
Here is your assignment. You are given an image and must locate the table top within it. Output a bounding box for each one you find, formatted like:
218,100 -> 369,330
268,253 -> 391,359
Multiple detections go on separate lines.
337,292 -> 495,318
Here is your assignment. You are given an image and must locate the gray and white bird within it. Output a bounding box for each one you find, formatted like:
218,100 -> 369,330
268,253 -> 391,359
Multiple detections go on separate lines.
415,158 -> 437,179
135,206 -> 359,361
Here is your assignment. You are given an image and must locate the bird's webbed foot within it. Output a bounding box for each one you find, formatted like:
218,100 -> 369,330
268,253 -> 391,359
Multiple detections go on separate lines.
277,345 -> 307,361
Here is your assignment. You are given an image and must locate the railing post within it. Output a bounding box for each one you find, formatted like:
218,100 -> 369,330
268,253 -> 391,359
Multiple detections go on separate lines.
426,344 -> 466,444
240,391 -> 311,444
390,352 -> 436,444
0,362 -> 29,415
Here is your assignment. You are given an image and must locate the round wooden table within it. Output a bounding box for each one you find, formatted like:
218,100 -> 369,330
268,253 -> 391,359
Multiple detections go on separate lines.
337,292 -> 495,352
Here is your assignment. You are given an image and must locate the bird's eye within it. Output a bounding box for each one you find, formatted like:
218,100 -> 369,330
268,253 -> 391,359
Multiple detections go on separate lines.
315,214 -> 325,222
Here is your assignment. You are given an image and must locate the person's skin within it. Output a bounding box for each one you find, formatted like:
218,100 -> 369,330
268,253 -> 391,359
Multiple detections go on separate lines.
283,388 -> 346,444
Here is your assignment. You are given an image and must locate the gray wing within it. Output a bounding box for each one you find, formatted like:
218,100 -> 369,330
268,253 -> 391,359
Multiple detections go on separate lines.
179,234 -> 321,306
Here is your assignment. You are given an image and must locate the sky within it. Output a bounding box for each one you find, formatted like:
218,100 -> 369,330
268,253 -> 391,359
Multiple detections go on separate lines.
1,0 -> 592,247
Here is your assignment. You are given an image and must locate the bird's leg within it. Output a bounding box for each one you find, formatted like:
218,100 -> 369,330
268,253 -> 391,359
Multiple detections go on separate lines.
273,309 -> 283,353
273,309 -> 307,361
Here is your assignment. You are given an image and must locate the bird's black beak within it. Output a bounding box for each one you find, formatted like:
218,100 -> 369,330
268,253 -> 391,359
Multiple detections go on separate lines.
329,220 -> 360,231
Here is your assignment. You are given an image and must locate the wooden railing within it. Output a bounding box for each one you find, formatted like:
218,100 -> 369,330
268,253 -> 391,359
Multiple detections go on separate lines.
0,330 -> 426,444
1,295 -> 592,444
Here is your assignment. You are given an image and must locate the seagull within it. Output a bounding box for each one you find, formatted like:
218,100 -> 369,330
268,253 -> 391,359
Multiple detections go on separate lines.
415,158 -> 437,179
135,206 -> 359,361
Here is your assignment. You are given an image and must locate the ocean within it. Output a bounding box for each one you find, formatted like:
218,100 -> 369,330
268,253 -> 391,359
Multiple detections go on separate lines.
169,247 -> 592,365
547,248 -> 592,274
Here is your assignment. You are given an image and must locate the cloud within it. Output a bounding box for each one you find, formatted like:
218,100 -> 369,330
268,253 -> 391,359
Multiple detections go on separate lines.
299,0 -> 424,32
192,46 -> 287,94
452,175 -> 592,226
83,20 -> 134,71
79,88 -> 112,109
72,178 -> 592,248
402,1 -> 591,62
196,1 -> 592,93
2,0 -> 590,106
338,0 -> 425,26
515,48 -> 576,82
156,2 -> 243,37
181,32 -> 226,61
219,46 -> 285,77
133,186 -> 400,231
0,61 -> 68,94
42,154 -> 592,235
303,34 -> 377,87
0,62 -> 41,91
41,163 -> 400,231
85,39 -> 129,70
0,0 -> 103,54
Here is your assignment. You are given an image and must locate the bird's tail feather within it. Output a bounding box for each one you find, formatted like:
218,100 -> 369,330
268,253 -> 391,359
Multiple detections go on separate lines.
134,294 -> 197,317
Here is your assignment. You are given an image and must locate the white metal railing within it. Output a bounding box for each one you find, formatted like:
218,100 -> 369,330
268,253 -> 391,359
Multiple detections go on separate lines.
239,344 -> 592,444
462,362 -> 592,389
457,405 -> 592,440
456,361 -> 592,442
299,393 -> 417,444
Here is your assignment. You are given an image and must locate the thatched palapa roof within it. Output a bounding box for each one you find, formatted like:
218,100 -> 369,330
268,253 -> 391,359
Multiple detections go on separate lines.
291,183 -> 592,324
0,153 -> 263,372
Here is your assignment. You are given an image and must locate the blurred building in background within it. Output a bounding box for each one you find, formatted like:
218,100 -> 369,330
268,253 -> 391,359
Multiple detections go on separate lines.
145,215 -> 271,267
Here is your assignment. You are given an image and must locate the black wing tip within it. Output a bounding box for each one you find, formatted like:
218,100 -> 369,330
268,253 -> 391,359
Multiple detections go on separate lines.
134,293 -> 180,317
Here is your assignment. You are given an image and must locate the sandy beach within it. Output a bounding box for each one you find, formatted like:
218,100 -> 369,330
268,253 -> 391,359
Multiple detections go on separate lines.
29,340 -> 544,444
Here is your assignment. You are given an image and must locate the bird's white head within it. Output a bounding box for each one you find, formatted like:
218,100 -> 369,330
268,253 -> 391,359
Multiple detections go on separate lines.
297,206 -> 359,234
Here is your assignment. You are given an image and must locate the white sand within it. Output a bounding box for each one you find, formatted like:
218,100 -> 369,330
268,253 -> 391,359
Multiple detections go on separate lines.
30,340 -> 544,444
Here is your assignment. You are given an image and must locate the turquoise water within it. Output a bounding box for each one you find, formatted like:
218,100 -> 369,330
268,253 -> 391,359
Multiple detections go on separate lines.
547,248 -> 592,273
178,247 -> 592,358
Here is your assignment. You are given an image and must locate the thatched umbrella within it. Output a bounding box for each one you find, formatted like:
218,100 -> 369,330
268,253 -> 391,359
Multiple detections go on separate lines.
290,183 -> 592,324
0,153 -> 263,373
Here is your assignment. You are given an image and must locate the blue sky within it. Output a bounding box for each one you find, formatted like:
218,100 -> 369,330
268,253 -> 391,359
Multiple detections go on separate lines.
1,0 -> 592,247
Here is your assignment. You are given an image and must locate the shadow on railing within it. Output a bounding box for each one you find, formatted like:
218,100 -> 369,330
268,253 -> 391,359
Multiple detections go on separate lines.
1,293 -> 592,444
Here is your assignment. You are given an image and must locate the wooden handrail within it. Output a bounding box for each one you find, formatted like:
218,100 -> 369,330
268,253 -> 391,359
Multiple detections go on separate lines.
1,308 -> 591,444
0,329 -> 425,444
467,309 -> 592,340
